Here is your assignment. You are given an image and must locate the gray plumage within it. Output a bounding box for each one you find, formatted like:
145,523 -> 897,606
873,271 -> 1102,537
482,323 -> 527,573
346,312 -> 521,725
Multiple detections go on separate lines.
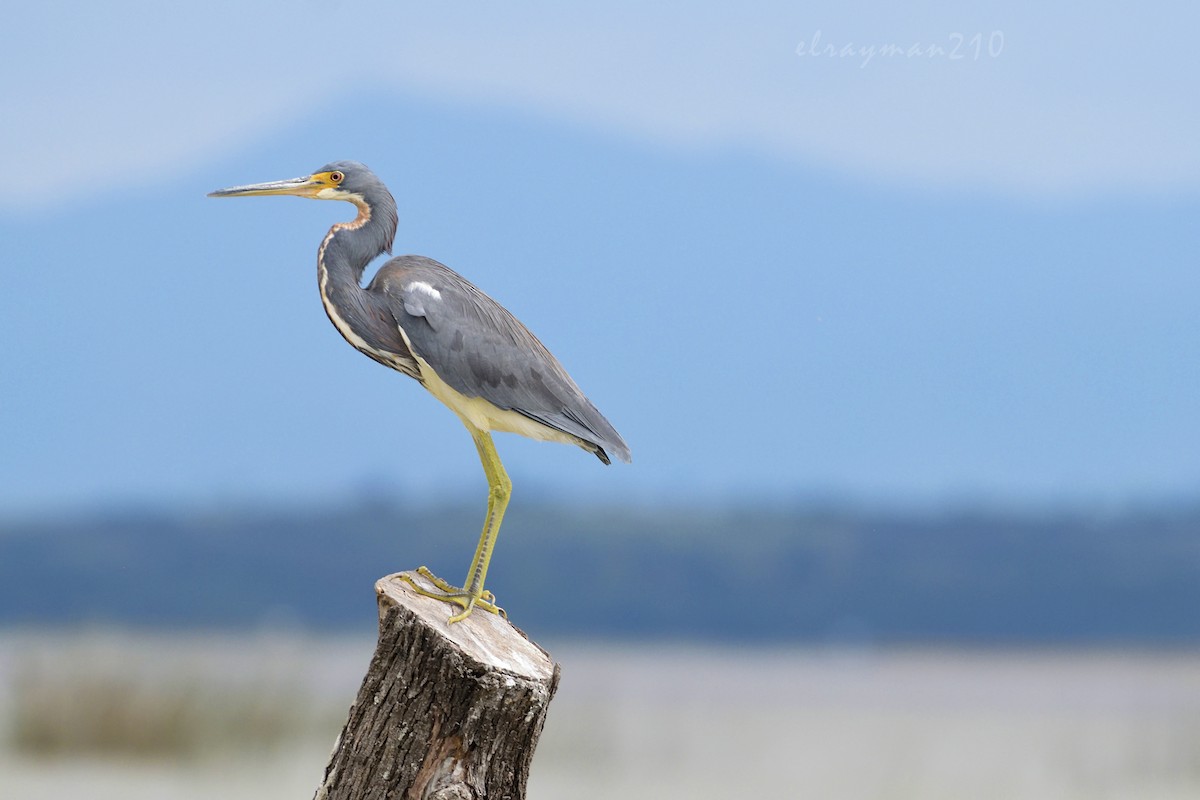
376,256 -> 630,464
303,161 -> 630,465
209,159 -> 629,621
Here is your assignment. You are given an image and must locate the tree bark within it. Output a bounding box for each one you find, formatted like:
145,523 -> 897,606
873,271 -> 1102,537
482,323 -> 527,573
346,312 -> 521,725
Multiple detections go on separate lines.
313,571 -> 561,800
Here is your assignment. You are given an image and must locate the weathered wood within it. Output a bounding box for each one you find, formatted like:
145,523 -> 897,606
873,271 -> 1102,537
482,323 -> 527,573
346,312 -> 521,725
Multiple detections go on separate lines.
314,571 -> 560,800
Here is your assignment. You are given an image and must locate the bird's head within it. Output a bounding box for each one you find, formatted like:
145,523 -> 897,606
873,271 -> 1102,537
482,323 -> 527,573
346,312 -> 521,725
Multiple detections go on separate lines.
209,160 -> 399,253
208,160 -> 385,203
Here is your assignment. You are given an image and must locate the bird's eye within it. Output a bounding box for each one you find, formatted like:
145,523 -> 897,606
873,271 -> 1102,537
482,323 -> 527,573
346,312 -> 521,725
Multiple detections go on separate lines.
330,171 -> 344,184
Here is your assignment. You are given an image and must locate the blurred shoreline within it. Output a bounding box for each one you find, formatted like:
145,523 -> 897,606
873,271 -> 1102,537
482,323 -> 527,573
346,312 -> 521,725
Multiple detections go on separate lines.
3,501 -> 1198,644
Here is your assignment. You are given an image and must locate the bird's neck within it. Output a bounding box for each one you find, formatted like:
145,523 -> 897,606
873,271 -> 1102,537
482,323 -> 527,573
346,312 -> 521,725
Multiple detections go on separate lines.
318,198 -> 389,287
316,206 -> 397,361
314,192 -> 406,364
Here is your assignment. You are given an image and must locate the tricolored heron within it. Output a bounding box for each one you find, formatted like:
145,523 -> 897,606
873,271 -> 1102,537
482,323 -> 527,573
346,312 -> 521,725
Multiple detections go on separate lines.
209,161 -> 630,622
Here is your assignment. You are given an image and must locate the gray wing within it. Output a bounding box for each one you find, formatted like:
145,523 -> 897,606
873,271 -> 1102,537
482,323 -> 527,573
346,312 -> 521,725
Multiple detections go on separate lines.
372,256 -> 631,464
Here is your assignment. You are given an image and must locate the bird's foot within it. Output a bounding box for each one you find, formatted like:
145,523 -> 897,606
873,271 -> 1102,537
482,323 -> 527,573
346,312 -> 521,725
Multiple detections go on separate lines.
399,566 -> 506,623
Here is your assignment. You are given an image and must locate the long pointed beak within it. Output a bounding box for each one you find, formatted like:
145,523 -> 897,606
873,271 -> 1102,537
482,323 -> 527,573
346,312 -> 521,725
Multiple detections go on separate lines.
208,175 -> 323,198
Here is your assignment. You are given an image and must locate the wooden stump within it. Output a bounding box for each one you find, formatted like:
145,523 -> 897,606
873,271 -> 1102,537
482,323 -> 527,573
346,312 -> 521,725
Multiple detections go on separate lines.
313,571 -> 561,800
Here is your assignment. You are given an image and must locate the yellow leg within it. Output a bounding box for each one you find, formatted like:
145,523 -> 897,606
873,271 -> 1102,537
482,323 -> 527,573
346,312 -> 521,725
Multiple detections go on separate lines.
399,427 -> 511,623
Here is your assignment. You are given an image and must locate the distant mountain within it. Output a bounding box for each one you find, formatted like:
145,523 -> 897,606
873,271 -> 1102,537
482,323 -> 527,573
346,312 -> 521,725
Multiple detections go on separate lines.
3,91 -> 1199,512
2,502 -> 1197,643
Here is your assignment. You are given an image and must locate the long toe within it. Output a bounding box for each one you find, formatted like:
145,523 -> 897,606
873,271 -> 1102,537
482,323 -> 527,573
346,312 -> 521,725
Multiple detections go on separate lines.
398,570 -> 505,623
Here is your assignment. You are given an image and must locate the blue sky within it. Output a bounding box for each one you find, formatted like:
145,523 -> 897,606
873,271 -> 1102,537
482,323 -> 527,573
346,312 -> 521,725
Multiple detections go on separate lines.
2,2 -> 1197,512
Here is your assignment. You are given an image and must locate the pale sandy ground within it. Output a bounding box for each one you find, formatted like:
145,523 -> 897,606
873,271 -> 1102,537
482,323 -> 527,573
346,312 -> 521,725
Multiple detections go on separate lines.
1,632 -> 1198,799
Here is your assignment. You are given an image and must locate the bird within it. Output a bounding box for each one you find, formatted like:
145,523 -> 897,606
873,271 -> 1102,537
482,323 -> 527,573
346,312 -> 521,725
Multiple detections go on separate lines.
209,161 -> 630,623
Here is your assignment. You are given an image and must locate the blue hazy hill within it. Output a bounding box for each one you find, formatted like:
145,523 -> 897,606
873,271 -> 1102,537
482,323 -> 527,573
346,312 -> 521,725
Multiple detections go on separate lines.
1,92 -> 1198,514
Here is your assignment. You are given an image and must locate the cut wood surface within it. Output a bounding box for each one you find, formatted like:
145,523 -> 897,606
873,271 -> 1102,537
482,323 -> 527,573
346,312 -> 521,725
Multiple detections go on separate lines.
313,571 -> 561,800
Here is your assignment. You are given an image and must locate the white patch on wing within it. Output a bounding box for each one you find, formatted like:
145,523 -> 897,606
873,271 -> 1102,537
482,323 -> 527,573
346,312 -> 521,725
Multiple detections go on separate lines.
407,281 -> 442,302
